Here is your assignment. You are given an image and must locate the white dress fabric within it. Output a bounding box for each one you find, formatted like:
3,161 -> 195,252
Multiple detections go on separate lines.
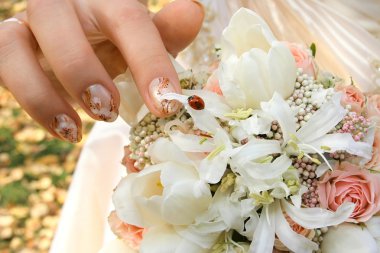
49,1 -> 380,252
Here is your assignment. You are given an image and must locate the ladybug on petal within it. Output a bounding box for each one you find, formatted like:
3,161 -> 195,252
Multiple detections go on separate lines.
187,95 -> 205,110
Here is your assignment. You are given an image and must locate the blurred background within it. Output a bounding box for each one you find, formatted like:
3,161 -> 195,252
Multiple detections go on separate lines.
0,0 -> 169,252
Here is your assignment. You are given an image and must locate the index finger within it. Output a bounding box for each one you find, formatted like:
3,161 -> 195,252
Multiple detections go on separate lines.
93,0 -> 184,117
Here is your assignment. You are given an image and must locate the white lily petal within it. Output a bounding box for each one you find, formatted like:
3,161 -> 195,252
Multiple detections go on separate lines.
360,125 -> 377,165
160,93 -> 189,104
316,161 -> 336,178
169,131 -> 214,153
249,205 -> 275,253
161,92 -> 223,134
291,185 -> 308,208
270,182 -> 291,199
297,93 -> 346,143
243,155 -> 292,180
161,181 -> 212,225
239,114 -> 272,135
140,225 -> 181,253
183,90 -> 232,119
261,93 -> 297,143
187,107 -> 222,134
274,201 -> 319,253
231,138 -> 281,166
365,217 -> 380,239
267,42 -> 296,100
305,133 -> 372,160
282,200 -> 355,229
199,155 -> 229,184
241,212 -> 260,240
148,138 -> 193,165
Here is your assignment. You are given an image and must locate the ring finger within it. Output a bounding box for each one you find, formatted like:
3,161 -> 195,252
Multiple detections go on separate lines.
0,20 -> 82,143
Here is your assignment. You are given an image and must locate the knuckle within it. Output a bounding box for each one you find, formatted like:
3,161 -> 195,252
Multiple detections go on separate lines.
55,44 -> 93,75
0,25 -> 24,58
108,3 -> 148,30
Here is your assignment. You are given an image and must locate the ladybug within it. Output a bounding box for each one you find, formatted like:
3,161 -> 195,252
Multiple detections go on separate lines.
188,95 -> 205,110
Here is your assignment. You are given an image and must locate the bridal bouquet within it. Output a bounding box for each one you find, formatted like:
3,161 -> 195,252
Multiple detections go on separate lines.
105,8 -> 380,253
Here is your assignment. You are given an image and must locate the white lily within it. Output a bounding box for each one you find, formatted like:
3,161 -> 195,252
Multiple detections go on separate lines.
113,138 -> 212,227
218,8 -> 296,109
167,128 -> 234,184
161,90 -> 231,134
261,92 -> 373,163
249,200 -> 355,253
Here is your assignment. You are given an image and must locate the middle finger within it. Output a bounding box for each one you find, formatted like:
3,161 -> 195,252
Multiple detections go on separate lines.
27,0 -> 120,122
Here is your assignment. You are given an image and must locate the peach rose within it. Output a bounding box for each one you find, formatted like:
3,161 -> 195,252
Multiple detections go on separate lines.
108,211 -> 145,250
335,85 -> 365,114
274,214 -> 315,252
366,94 -> 380,124
366,130 -> 380,171
286,42 -> 317,78
318,162 -> 380,222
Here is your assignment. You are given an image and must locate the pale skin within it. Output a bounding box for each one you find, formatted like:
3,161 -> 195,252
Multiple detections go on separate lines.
0,0 -> 204,142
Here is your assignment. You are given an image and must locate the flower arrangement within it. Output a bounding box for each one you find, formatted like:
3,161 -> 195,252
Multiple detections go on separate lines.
106,8 -> 380,253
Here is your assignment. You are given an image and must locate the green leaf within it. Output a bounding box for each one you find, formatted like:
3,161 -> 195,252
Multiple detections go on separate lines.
310,43 -> 317,57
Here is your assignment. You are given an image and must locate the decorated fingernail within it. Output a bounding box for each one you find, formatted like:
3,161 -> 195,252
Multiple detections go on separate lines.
51,114 -> 81,143
82,84 -> 118,122
149,77 -> 181,115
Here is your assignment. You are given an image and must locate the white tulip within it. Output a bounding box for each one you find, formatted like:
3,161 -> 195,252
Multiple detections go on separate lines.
321,223 -> 378,253
113,138 -> 212,227
218,8 -> 296,109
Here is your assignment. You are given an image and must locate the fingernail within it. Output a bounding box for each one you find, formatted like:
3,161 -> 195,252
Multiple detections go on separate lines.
191,0 -> 205,13
149,77 -> 181,115
51,114 -> 81,143
82,84 -> 118,122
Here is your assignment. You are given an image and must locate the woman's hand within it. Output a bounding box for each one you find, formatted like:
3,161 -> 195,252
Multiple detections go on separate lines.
0,0 -> 204,143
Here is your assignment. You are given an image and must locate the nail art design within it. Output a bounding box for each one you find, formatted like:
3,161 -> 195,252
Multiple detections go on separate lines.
82,84 -> 118,122
149,77 -> 181,115
51,114 -> 81,143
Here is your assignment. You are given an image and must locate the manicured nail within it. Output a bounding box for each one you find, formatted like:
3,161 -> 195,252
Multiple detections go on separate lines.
82,84 -> 118,122
191,0 -> 205,12
149,77 -> 181,115
51,114 -> 81,143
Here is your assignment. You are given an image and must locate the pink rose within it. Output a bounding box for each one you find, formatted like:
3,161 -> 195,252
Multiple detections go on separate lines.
122,146 -> 140,173
366,94 -> 380,124
108,211 -> 145,250
203,71 -> 223,96
335,85 -> 365,114
286,42 -> 317,78
366,130 -> 380,171
318,162 -> 380,222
